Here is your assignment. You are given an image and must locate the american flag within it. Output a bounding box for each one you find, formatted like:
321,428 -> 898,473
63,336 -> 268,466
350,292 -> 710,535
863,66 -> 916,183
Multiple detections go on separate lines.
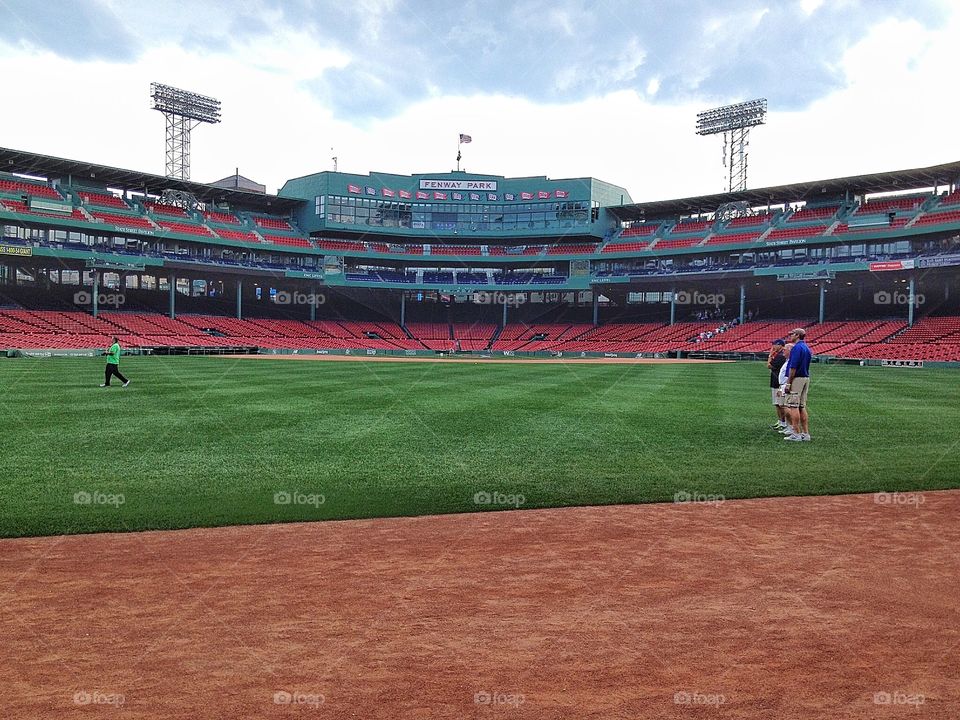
459,133 -> 472,144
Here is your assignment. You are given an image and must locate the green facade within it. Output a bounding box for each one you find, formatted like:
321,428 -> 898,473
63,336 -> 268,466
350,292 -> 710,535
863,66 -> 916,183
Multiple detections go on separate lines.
279,169 -> 631,240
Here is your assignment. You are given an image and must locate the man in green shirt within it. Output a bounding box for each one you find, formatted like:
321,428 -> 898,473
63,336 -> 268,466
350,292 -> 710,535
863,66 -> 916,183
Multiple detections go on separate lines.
100,337 -> 130,387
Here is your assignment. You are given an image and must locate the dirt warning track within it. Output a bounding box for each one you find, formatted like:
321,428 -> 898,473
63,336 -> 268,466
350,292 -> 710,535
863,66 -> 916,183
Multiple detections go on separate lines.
3,492 -> 958,719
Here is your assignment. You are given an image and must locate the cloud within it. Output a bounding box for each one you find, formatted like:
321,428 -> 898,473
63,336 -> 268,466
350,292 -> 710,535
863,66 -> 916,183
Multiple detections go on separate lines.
0,0 -> 956,201
3,0 -> 949,119
252,0 -> 951,118
304,65 -> 429,121
0,0 -> 139,61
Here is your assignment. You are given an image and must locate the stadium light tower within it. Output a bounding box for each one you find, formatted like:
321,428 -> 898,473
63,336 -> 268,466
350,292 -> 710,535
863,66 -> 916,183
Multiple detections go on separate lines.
150,82 -> 222,181
696,98 -> 767,193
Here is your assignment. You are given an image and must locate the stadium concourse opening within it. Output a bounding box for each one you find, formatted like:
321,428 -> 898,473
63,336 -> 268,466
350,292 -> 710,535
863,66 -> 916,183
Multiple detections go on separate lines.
1,146 -> 960,363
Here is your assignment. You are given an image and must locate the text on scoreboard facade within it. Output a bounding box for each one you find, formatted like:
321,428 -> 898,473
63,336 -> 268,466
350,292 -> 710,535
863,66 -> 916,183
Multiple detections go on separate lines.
419,179 -> 498,191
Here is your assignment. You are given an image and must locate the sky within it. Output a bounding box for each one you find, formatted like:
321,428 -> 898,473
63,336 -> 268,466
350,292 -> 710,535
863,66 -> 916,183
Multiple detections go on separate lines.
0,0 -> 957,202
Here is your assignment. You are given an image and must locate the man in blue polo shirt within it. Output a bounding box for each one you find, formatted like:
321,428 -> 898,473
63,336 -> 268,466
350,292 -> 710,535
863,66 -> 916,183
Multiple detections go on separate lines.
783,328 -> 812,441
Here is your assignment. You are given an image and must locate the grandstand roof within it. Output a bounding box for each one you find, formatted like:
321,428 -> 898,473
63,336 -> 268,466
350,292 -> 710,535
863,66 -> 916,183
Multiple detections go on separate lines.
0,147 -> 301,212
610,159 -> 960,220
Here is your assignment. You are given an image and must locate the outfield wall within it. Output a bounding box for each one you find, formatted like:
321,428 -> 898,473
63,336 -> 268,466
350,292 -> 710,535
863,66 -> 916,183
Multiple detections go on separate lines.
10,347 -> 957,368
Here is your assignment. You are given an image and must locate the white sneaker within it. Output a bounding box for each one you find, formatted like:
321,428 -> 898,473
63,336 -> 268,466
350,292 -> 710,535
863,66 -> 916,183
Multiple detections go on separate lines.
784,433 -> 804,441
801,433 -> 811,441
99,384 -> 107,387
779,426 -> 794,434
122,380 -> 130,387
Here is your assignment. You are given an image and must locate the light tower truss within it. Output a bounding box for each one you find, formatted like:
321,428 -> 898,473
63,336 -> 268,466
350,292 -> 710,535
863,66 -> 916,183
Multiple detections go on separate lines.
696,99 -> 767,193
150,82 -> 222,182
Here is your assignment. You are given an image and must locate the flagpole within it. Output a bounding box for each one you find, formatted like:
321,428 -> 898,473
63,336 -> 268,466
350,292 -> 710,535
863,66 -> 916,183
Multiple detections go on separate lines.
457,135 -> 461,171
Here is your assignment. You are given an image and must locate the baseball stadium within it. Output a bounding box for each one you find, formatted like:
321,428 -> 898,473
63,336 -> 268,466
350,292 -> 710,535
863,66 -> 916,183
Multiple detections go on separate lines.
3,81 -> 960,716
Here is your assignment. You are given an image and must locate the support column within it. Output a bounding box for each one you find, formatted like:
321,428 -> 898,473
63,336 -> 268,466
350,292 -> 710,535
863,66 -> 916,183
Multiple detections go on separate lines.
502,298 -> 508,327
168,273 -> 176,319
310,284 -> 317,322
399,291 -> 406,327
739,283 -> 746,324
670,289 -> 676,325
818,281 -> 826,325
92,272 -> 99,318
908,276 -> 915,328
592,292 -> 599,326
236,279 -> 243,320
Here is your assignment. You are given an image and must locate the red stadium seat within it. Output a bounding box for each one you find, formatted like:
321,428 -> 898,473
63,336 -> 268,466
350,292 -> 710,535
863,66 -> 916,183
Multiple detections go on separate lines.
77,191 -> 131,210
146,203 -> 189,218
0,178 -> 63,199
254,216 -> 295,231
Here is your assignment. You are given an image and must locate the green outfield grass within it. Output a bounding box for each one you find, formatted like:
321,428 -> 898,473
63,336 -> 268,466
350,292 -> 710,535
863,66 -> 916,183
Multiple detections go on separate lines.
1,356 -> 958,538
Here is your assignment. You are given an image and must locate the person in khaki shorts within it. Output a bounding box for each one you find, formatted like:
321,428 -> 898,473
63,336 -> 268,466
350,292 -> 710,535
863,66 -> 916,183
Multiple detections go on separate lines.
783,328 -> 812,442
768,339 -> 789,432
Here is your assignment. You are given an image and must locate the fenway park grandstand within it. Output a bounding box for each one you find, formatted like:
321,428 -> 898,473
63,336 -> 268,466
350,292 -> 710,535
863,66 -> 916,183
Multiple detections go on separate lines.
1,146 -> 959,363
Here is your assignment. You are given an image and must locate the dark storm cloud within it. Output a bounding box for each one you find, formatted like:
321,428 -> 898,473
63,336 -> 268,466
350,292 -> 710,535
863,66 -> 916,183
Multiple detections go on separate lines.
0,0 -> 139,61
